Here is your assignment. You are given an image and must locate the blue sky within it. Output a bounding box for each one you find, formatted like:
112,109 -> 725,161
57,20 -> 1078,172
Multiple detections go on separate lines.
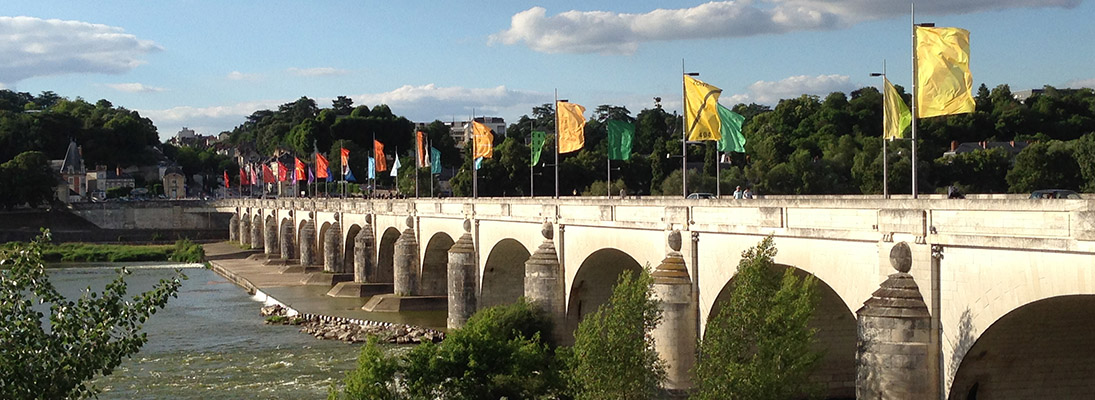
3,1 -> 1093,142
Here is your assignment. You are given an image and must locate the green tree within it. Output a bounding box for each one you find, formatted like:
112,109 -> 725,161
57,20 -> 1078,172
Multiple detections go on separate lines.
0,232 -> 185,399
0,151 -> 56,209
1006,140 -> 1082,193
693,236 -> 821,400
330,298 -> 563,400
565,268 -> 665,399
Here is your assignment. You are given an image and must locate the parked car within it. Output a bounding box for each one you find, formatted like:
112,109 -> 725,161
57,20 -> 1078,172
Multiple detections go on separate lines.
686,193 -> 716,199
1029,189 -> 1081,199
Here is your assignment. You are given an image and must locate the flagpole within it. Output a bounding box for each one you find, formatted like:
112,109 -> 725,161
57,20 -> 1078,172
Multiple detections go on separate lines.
910,4 -> 919,199
554,89 -> 560,198
681,60 -> 689,198
470,109 -> 475,198
428,136 -> 434,198
529,119 -> 534,197
371,131 -> 376,198
716,150 -> 721,198
883,60 -> 890,199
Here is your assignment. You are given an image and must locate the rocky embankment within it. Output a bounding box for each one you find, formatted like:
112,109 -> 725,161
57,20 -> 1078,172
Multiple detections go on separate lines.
261,304 -> 444,344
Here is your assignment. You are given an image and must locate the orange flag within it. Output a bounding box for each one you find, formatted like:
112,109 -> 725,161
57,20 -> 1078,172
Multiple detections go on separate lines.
315,153 -> 330,179
416,131 -> 428,167
472,121 -> 493,159
294,157 -> 305,181
374,140 -> 387,172
556,101 -> 586,153
340,147 -> 350,176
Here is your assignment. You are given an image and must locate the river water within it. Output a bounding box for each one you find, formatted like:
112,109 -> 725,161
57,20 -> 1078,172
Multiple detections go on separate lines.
48,265 -> 365,399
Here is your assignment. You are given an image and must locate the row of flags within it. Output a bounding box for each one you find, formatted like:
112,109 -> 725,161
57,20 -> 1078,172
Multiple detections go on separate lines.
227,137 -> 445,188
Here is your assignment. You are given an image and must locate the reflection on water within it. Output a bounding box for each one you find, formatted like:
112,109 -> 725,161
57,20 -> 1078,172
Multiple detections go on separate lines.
48,266 -> 363,399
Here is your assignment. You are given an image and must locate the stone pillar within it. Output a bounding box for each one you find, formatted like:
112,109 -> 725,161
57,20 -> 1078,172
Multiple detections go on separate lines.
856,242 -> 932,399
250,216 -> 263,250
651,230 -> 696,391
239,216 -> 251,247
323,223 -> 341,273
353,219 -> 375,283
264,219 -> 279,258
279,221 -> 294,260
393,216 -> 420,296
229,214 -> 239,242
299,221 -> 315,266
447,220 -> 476,329
524,222 -> 565,344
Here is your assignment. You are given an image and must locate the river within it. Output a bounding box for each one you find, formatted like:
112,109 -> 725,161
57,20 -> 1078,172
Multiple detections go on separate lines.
48,265 -> 365,399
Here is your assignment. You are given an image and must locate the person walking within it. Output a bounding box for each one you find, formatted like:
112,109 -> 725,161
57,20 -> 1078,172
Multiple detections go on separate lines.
733,186 -> 743,199
743,187 -> 753,199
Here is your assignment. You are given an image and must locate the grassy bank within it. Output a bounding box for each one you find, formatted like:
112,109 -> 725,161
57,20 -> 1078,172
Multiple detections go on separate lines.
1,239 -> 205,263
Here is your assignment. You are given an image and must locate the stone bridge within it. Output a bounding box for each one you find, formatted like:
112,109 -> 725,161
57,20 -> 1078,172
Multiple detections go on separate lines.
215,196 -> 1095,399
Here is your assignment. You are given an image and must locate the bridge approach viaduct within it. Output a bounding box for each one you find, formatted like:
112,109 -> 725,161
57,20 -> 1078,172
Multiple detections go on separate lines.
217,196 -> 1095,399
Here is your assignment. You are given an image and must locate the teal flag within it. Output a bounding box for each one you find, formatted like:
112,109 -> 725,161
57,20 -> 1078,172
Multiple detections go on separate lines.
474,157 -> 484,170
606,120 -> 634,161
430,147 -> 442,174
716,104 -> 746,153
530,130 -> 546,166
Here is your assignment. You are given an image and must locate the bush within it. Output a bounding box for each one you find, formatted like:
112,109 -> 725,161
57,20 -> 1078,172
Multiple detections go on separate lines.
168,239 -> 205,263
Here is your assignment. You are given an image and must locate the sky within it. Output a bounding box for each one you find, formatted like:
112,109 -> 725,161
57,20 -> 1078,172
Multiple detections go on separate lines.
2,1 -> 1094,142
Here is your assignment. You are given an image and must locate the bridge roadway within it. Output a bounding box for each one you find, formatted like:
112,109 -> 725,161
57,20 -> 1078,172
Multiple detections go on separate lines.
214,196 -> 1095,399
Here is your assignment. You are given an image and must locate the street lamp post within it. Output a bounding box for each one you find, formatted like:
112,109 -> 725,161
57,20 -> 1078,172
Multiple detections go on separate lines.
870,68 -> 890,198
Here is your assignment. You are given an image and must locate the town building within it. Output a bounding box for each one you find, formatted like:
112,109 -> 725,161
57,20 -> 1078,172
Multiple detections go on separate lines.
162,166 -> 187,199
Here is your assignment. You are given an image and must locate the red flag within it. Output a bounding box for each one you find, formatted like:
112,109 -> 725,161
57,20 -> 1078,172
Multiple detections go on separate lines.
262,164 -> 275,183
373,140 -> 387,172
250,165 -> 257,185
277,160 -> 288,182
224,170 -> 230,188
316,153 -> 330,179
239,167 -> 249,185
295,157 -> 305,181
340,148 -> 350,176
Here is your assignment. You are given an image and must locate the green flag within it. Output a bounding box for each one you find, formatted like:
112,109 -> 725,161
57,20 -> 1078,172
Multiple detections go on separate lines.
716,104 -> 746,153
430,147 -> 442,174
530,130 -> 547,166
606,120 -> 634,161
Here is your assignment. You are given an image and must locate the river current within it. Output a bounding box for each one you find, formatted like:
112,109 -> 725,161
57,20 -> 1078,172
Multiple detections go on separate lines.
48,265 -> 364,399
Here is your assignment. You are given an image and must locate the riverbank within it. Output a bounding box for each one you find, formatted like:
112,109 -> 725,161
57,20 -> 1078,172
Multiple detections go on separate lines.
203,242 -> 446,345
0,239 -> 205,263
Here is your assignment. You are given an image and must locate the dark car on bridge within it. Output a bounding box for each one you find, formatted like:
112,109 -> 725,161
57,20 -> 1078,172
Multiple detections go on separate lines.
1029,189 -> 1081,199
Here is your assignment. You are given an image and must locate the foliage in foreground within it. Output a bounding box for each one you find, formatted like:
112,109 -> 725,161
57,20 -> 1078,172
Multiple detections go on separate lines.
564,268 -> 666,400
0,231 -> 185,399
692,236 -> 821,400
330,298 -> 563,400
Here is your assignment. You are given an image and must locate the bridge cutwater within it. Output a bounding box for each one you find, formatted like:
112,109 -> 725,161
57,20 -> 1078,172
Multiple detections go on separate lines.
202,196 -> 1095,399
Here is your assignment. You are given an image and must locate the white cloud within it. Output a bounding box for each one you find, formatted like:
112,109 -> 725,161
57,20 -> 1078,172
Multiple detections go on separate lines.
728,74 -> 857,104
491,0 -> 1079,54
0,16 -> 162,84
138,84 -> 549,141
287,67 -> 349,77
227,71 -> 260,81
1064,78 -> 1095,89
105,82 -> 166,93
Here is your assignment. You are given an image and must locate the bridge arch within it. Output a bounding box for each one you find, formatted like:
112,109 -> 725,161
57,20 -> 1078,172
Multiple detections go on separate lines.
565,248 -> 643,338
705,263 -> 856,399
343,224 -> 363,275
948,295 -> 1095,399
420,232 -> 455,296
375,227 -> 400,283
480,238 -> 531,309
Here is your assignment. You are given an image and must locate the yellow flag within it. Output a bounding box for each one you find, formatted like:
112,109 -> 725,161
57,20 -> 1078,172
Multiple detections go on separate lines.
684,75 -> 722,141
556,101 -> 586,153
472,121 -> 493,159
916,26 -> 974,118
883,78 -> 912,139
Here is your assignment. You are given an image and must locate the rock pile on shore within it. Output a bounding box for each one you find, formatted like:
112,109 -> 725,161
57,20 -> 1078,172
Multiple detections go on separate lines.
260,304 -> 445,345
